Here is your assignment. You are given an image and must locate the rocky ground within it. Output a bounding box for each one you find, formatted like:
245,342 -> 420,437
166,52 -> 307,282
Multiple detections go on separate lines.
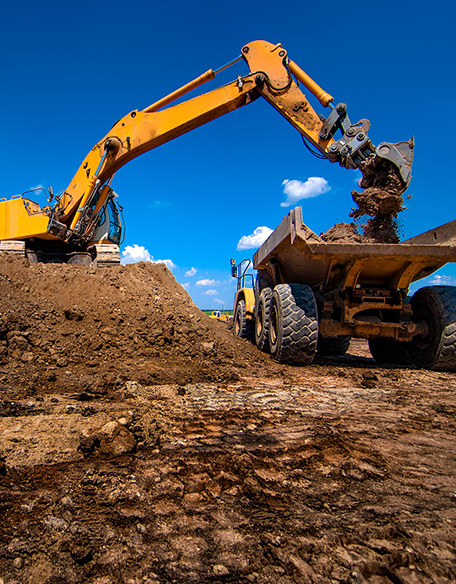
0,258 -> 455,583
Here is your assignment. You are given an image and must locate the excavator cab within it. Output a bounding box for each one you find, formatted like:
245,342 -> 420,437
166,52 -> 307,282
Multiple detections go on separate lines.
91,195 -> 123,245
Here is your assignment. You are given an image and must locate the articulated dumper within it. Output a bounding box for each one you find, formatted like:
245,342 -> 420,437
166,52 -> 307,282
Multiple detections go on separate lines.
232,207 -> 456,370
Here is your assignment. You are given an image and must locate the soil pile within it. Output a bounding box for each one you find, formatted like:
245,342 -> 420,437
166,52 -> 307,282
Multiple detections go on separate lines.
320,222 -> 364,243
0,257 -> 272,395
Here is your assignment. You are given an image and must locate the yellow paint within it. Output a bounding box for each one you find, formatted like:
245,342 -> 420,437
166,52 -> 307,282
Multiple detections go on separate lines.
0,197 -> 51,240
1,40 -> 336,246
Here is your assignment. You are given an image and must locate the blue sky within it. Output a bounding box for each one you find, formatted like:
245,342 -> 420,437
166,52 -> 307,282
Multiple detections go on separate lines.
1,0 -> 455,308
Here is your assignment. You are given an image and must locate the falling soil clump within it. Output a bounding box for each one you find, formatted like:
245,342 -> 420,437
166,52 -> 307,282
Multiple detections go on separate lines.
321,159 -> 407,244
362,214 -> 400,243
350,158 -> 406,243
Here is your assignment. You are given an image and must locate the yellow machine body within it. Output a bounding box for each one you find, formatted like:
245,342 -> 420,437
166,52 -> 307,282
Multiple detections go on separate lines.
0,40 -> 412,258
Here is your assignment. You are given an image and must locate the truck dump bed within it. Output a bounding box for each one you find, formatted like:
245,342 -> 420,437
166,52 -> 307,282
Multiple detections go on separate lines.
253,207 -> 456,292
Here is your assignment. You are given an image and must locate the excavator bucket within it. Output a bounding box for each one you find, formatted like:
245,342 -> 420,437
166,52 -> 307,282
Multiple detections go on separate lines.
359,138 -> 414,193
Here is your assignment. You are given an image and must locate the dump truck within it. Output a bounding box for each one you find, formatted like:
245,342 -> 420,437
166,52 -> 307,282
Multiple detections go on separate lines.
209,310 -> 230,322
231,207 -> 456,370
0,40 -> 412,266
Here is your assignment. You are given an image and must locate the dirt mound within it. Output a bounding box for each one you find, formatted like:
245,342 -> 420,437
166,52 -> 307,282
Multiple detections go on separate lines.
0,257 -> 273,395
320,222 -> 364,243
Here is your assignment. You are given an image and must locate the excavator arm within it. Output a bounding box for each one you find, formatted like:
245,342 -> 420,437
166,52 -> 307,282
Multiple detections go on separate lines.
0,40 -> 413,253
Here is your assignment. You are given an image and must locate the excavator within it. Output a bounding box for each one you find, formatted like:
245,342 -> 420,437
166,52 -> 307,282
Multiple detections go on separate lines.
0,40 -> 413,266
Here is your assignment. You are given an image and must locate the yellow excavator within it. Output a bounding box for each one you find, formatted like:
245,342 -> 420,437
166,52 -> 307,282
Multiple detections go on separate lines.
0,40 -> 413,266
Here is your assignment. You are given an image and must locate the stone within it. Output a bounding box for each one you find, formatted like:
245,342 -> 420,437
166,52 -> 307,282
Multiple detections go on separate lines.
213,564 -> 229,576
64,307 -> 84,321
78,421 -> 137,457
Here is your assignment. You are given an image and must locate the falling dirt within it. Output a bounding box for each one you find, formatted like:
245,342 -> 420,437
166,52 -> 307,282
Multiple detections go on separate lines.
349,158 -> 407,243
1,257 -> 456,583
321,160 -> 407,244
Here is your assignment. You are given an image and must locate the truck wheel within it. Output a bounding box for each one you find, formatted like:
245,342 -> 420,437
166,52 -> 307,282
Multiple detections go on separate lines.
255,288 -> 273,352
234,299 -> 254,340
407,286 -> 456,371
269,284 -> 318,364
317,335 -> 351,357
368,338 -> 410,366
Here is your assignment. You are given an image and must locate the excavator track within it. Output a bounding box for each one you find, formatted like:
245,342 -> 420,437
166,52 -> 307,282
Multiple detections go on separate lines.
90,244 -> 121,267
0,240 -> 26,256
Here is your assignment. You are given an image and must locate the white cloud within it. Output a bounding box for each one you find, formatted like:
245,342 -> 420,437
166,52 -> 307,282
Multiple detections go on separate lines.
214,298 -> 224,305
281,177 -> 330,207
203,289 -> 218,296
185,267 -> 197,277
429,274 -> 456,286
121,244 -> 152,263
156,259 -> 176,270
181,282 -> 190,290
196,278 -> 219,286
121,244 -> 176,270
148,200 -> 171,209
237,226 -> 273,251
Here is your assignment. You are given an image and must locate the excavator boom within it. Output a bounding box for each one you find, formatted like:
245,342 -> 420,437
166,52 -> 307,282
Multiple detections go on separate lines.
0,40 -> 413,262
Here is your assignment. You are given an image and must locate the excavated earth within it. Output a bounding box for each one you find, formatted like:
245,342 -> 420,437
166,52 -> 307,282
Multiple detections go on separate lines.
322,160 -> 406,244
1,257 -> 456,584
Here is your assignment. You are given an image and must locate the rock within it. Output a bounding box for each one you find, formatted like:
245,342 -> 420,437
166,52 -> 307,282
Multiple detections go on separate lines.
202,341 -> 215,355
78,421 -> 137,457
213,564 -> 229,576
43,516 -> 68,531
361,371 -> 379,388
8,334 -> 29,352
124,381 -> 140,394
64,307 -> 85,321
56,357 -> 69,368
70,544 -> 94,565
61,496 -> 74,508
21,351 -> 34,363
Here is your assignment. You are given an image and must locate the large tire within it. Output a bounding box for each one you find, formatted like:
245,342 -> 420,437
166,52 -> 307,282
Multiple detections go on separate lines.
317,335 -> 351,357
269,284 -> 318,364
407,286 -> 456,371
255,288 -> 273,352
368,337 -> 410,366
234,299 -> 254,340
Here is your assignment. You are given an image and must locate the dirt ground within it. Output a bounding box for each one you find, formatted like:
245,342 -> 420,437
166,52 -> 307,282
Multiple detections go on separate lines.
1,258 -> 455,584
